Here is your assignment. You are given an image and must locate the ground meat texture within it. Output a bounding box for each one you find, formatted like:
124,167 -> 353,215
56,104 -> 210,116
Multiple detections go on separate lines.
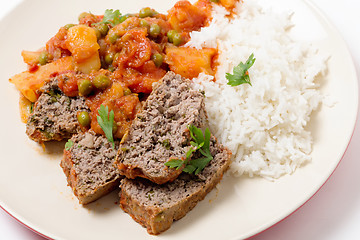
60,130 -> 120,204
119,137 -> 231,235
26,78 -> 89,142
115,71 -> 207,184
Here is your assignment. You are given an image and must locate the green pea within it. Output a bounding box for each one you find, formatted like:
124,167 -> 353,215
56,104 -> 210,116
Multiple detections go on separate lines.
104,53 -> 114,65
149,24 -> 161,38
167,30 -> 177,43
172,32 -> 183,46
139,7 -> 157,18
78,79 -> 93,96
77,111 -> 91,127
78,12 -> 91,21
123,87 -> 132,96
93,74 -> 111,90
64,24 -> 76,30
108,65 -> 115,72
151,53 -> 163,67
139,19 -> 149,29
109,32 -> 119,44
96,23 -> 109,36
38,52 -> 48,65
167,30 -> 183,46
93,28 -> 102,39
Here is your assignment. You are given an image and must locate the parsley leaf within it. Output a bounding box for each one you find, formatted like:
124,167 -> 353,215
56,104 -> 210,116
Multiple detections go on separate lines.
165,125 -> 213,175
182,164 -> 197,174
226,53 -> 256,86
189,157 -> 212,175
164,159 -> 184,170
98,9 -> 122,27
97,104 -> 115,148
65,139 -> 73,150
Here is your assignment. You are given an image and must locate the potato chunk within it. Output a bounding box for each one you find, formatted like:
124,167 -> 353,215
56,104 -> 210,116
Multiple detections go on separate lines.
75,53 -> 101,74
21,50 -> 43,66
9,56 -> 74,102
165,46 -> 216,79
19,94 -> 33,123
220,0 -> 237,9
167,0 -> 208,32
66,25 -> 99,62
66,25 -> 101,73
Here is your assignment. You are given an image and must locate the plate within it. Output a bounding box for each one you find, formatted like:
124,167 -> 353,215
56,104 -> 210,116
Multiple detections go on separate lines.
0,0 -> 357,239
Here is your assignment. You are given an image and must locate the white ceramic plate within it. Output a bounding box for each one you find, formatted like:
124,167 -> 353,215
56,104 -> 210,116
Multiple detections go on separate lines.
0,0 -> 358,239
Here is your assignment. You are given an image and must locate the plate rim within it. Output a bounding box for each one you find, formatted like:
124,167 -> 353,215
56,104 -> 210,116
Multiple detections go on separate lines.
0,0 -> 358,239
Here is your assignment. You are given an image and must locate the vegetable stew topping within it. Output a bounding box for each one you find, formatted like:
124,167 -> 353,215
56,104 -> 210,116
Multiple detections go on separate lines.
11,0 -> 229,140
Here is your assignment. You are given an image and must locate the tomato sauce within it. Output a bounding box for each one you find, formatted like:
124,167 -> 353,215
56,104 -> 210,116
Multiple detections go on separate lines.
24,0 -> 218,140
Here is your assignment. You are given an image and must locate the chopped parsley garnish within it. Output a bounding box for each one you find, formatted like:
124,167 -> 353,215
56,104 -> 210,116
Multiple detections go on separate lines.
226,53 -> 256,86
165,125 -> 213,175
98,9 -> 122,27
97,104 -> 115,148
146,190 -> 155,200
30,102 -> 34,113
65,139 -> 74,150
161,139 -> 171,150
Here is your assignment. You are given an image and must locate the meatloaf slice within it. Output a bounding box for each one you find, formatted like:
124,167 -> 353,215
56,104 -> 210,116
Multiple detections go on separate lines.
60,130 -> 120,204
119,137 -> 231,235
116,71 -> 207,184
26,76 -> 89,142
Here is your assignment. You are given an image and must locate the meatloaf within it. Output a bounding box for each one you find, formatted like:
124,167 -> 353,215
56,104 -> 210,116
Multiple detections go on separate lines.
116,71 -> 207,184
60,130 -> 120,204
26,76 -> 89,142
119,136 -> 231,235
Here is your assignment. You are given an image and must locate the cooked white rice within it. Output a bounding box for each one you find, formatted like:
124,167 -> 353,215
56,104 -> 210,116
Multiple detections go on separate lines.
187,0 -> 327,179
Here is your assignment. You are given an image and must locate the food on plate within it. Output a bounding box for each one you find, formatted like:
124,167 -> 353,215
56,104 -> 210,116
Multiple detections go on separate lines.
26,75 -> 90,142
61,130 -> 120,204
8,0 -> 328,236
115,71 -> 207,184
119,135 -> 231,235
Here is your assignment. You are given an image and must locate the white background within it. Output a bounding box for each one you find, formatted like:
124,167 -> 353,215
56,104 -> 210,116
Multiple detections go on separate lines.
0,0 -> 359,239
